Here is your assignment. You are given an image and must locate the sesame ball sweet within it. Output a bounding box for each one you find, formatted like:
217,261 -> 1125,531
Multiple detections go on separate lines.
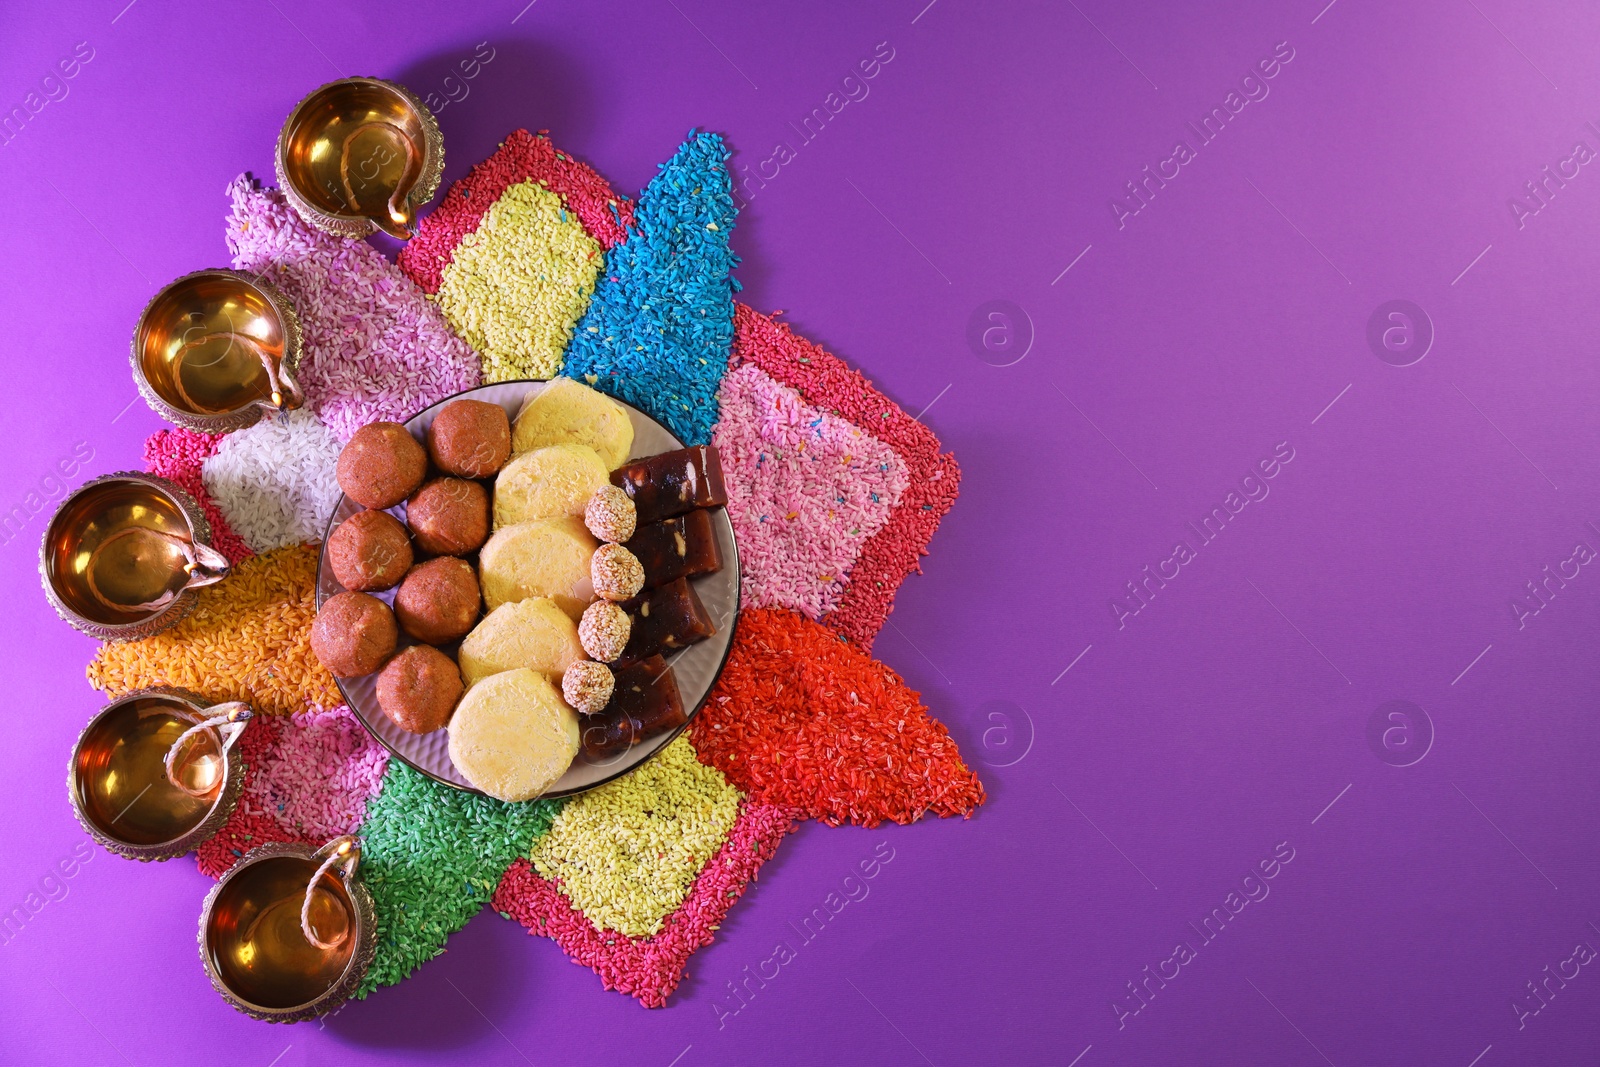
561,660 -> 615,715
591,543 -> 644,601
584,484 -> 637,543
578,601 -> 632,663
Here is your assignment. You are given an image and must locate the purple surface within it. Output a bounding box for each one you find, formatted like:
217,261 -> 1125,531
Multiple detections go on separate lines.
1,0 -> 1597,1064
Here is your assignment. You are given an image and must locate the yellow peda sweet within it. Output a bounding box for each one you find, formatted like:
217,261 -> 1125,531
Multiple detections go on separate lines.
477,516 -> 597,619
510,377 -> 634,470
457,597 -> 586,688
447,668 -> 578,801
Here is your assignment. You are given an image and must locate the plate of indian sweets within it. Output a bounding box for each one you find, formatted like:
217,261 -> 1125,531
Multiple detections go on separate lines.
310,377 -> 738,800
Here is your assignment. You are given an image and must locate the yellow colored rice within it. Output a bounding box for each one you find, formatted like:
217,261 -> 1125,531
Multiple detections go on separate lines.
531,736 -> 741,937
434,179 -> 603,383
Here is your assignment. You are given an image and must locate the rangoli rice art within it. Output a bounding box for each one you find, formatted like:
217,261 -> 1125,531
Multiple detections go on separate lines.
86,543 -> 341,716
194,712 -> 301,879
688,608 -> 984,827
559,131 -> 740,446
397,129 -> 635,295
82,125 -> 979,1008
494,799 -> 795,1007
728,303 -> 963,651
528,736 -> 742,938
713,363 -> 908,620
244,703 -> 388,841
224,176 -> 481,442
432,179 -> 603,382
194,704 -> 389,879
202,408 -> 343,553
353,761 -> 561,994
143,427 -> 254,565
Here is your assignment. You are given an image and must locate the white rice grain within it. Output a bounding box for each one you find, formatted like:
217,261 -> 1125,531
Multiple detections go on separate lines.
202,408 -> 344,552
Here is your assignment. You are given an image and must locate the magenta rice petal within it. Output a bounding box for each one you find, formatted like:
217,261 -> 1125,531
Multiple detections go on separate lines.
224,175 -> 482,441
712,363 -> 908,619
143,427 -> 255,564
193,714 -> 310,879
244,703 -> 389,841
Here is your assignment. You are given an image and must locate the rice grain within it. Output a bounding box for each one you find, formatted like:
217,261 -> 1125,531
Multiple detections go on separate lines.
561,131 -> 739,445
353,761 -> 563,996
85,543 -> 340,715
531,736 -> 741,937
225,176 -> 481,441
433,179 -> 602,383
713,363 -> 906,619
202,408 -> 342,552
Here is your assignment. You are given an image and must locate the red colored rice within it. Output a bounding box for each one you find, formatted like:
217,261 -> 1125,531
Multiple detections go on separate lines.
399,129 -> 635,294
690,607 -> 984,827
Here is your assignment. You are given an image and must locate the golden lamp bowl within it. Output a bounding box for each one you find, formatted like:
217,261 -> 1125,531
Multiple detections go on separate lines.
67,689 -> 251,862
131,268 -> 304,433
40,472 -> 230,641
199,836 -> 376,1022
275,77 -> 443,240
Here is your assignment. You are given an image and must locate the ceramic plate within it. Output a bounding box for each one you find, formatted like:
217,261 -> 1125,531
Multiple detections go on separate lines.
316,380 -> 739,798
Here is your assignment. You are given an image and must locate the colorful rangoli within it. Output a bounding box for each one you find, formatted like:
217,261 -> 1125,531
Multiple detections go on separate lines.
84,127 -> 982,1007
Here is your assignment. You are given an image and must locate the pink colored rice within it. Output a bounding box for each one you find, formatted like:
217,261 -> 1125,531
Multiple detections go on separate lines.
243,703 -> 388,841
730,304 -> 962,649
713,363 -> 906,619
224,175 -> 481,441
194,714 -> 309,878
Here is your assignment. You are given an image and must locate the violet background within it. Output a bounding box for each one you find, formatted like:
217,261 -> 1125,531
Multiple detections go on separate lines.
1,0 -> 1597,1064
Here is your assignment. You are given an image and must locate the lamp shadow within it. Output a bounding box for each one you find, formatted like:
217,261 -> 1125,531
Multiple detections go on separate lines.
324,908 -> 529,1050
381,39 -> 767,305
364,38 -> 599,259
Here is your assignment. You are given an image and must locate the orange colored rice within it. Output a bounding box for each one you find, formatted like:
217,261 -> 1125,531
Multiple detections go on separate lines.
85,543 -> 339,715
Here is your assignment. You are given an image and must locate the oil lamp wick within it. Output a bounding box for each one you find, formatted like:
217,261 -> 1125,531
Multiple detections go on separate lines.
163,703 -> 252,797
85,527 -> 202,614
301,839 -> 358,951
336,120 -> 419,238
171,331 -> 290,410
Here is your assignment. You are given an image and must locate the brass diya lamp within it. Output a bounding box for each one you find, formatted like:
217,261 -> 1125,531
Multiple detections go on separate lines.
276,77 -> 443,240
199,835 -> 376,1022
131,268 -> 304,433
40,471 -> 231,641
68,689 -> 252,862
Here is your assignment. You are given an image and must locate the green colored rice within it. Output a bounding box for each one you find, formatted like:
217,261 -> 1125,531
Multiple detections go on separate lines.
354,761 -> 563,996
